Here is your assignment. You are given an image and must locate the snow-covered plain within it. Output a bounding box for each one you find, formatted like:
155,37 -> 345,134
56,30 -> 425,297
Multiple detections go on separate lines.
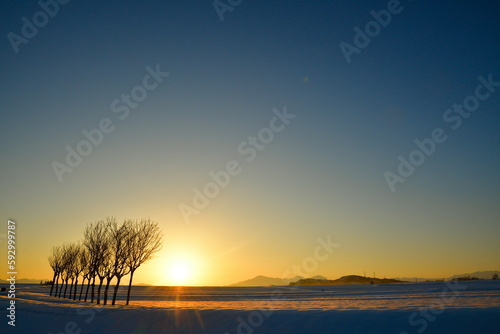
1,280 -> 499,333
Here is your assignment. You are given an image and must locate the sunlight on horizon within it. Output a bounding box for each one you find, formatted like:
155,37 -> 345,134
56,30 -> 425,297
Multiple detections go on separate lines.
161,255 -> 198,286
170,263 -> 189,283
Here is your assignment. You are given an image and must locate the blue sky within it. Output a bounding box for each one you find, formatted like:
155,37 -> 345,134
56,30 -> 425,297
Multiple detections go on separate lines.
0,0 -> 499,285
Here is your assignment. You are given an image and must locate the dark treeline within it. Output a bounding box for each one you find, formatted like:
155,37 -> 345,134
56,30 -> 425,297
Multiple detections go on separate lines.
48,217 -> 163,305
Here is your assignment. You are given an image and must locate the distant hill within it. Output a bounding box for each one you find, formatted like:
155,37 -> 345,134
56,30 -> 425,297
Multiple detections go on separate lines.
448,271 -> 500,280
230,275 -> 305,286
290,275 -> 406,286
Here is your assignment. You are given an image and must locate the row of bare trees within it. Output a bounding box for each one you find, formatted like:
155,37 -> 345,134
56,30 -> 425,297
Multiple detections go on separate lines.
48,217 -> 163,305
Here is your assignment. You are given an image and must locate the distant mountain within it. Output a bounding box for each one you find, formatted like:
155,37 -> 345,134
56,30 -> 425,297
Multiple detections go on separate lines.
230,275 -> 304,286
290,275 -> 406,286
448,271 -> 500,280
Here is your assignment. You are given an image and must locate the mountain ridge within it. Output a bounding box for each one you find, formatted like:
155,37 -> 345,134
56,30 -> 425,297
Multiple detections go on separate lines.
230,275 -> 305,286
230,271 -> 500,286
290,275 -> 405,286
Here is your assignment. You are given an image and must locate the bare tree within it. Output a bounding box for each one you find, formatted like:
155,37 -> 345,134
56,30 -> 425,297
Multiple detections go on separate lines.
78,248 -> 90,301
102,217 -> 119,305
48,246 -> 64,297
58,243 -> 75,299
71,242 -> 86,300
94,220 -> 113,305
83,257 -> 96,303
58,255 -> 69,299
83,220 -> 110,303
63,243 -> 80,299
48,216 -> 163,306
102,218 -> 131,305
111,220 -> 134,305
58,244 -> 68,298
95,250 -> 110,305
125,218 -> 163,305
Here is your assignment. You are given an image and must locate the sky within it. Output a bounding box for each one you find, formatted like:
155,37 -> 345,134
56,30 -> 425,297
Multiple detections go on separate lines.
0,0 -> 499,286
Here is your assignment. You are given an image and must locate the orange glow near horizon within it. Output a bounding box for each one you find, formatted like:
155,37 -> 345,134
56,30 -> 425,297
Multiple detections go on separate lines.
3,212 -> 500,287
157,251 -> 201,286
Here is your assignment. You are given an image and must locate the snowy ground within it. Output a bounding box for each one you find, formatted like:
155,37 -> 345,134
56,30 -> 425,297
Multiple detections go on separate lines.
1,280 -> 499,333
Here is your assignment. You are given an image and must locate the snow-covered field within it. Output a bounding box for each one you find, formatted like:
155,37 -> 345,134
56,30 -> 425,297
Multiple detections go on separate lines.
1,280 -> 499,333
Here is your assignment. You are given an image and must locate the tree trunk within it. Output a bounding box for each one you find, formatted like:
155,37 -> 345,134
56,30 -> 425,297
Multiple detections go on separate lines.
73,276 -> 79,300
49,272 -> 57,296
69,277 -> 74,298
63,279 -> 69,298
103,277 -> 112,305
79,277 -> 86,301
85,276 -> 92,302
112,275 -> 122,305
96,277 -> 105,304
126,270 -> 135,305
91,275 -> 96,303
54,273 -> 60,297
58,277 -> 64,298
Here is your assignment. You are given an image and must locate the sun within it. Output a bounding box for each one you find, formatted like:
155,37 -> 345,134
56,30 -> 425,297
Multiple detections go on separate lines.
165,256 -> 197,286
159,248 -> 203,286
170,264 -> 189,283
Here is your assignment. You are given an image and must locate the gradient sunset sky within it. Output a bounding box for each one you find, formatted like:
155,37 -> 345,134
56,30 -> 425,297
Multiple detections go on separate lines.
1,0 -> 499,286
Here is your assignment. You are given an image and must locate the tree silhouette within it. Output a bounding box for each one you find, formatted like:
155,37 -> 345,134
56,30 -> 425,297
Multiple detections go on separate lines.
71,242 -> 86,300
47,216 -> 164,306
110,219 -> 132,305
83,220 -> 110,303
59,243 -> 77,299
102,217 -> 131,305
95,251 -> 110,305
125,218 -> 163,305
78,248 -> 90,301
65,243 -> 80,299
48,246 -> 64,297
